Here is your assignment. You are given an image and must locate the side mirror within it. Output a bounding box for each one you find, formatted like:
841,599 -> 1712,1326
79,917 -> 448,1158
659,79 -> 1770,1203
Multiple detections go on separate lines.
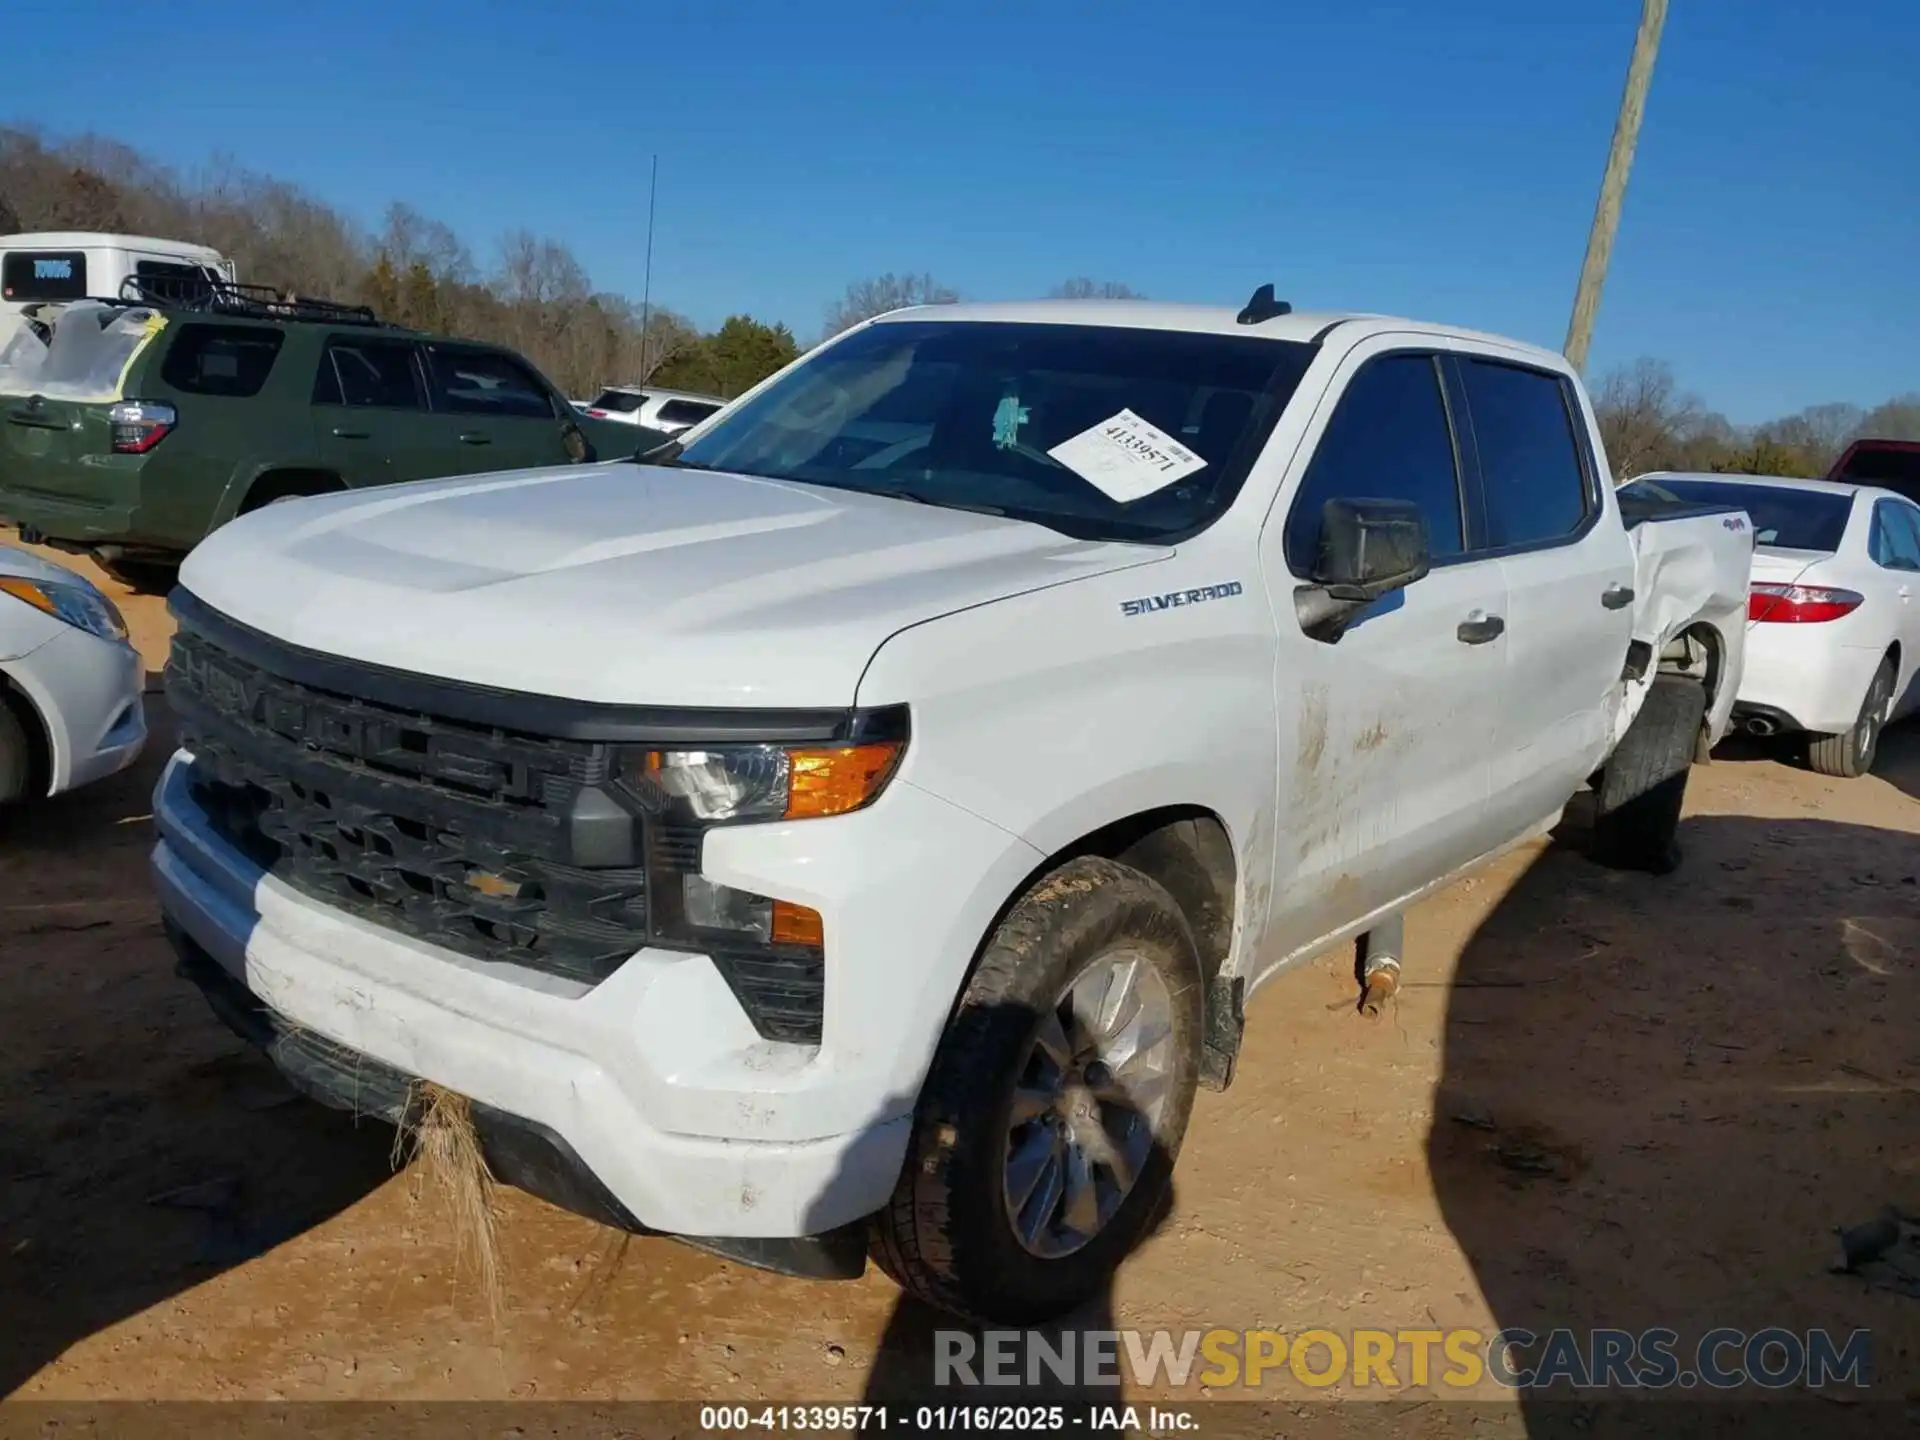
1294,497 -> 1432,643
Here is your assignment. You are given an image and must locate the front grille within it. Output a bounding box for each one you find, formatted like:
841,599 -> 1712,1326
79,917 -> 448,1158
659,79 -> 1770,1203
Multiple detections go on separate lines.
167,619 -> 649,987
164,600 -> 831,1044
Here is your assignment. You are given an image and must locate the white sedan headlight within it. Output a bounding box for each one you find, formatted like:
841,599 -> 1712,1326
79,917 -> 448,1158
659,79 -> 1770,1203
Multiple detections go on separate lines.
0,576 -> 130,644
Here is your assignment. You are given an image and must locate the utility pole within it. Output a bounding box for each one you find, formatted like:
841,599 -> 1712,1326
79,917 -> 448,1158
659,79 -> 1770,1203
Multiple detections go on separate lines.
640,153 -> 658,378
1564,0 -> 1668,374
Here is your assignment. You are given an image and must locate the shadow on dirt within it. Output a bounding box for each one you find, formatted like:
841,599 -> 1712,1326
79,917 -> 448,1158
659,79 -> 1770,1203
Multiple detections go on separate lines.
0,718 -> 393,1397
1876,723 -> 1920,804
1430,811 -> 1920,1432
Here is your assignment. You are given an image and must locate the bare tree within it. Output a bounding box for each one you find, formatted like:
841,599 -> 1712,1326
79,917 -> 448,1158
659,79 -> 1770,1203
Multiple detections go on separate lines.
822,272 -> 958,340
1590,358 -> 1709,479
1753,401 -> 1866,470
1048,278 -> 1146,300
1855,395 -> 1920,443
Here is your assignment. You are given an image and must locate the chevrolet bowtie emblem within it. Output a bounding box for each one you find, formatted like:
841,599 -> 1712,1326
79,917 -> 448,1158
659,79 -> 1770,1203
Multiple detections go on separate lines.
467,871 -> 524,900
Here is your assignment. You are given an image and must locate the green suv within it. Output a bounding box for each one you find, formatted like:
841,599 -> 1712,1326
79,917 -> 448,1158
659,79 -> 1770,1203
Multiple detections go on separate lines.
0,287 -> 661,592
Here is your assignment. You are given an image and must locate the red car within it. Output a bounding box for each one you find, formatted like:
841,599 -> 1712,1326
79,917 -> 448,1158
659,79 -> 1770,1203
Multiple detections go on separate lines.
1827,438 -> 1920,504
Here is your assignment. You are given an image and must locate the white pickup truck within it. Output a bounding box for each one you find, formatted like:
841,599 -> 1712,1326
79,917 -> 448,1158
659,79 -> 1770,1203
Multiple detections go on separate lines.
152,293 -> 1752,1323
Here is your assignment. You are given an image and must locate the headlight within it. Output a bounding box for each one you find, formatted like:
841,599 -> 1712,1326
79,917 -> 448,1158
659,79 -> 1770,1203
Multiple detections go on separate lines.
0,576 -> 129,643
629,741 -> 903,823
620,738 -> 903,959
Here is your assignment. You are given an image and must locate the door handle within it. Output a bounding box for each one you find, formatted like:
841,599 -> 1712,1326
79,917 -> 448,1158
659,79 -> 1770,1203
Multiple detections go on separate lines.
458,431 -> 492,446
1601,583 -> 1635,610
330,426 -> 370,440
1457,613 -> 1505,645
7,409 -> 66,431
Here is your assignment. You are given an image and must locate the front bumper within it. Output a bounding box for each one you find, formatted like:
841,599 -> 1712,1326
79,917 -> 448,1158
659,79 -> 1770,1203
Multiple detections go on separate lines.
165,923 -> 868,1278
0,624 -> 147,795
152,747 -> 1039,1244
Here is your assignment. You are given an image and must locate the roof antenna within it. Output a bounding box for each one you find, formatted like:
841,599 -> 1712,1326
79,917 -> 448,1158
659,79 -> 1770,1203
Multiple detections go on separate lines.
1235,283 -> 1293,325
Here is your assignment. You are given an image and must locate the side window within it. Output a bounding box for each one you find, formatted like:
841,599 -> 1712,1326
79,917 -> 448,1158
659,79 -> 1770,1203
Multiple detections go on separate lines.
1458,358 -> 1593,549
314,339 -> 426,409
1284,353 -> 1465,575
657,399 -> 723,427
426,347 -> 555,419
160,325 -> 284,398
1873,500 -> 1920,571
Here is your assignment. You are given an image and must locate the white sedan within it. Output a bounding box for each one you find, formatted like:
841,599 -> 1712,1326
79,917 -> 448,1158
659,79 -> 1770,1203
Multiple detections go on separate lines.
0,544 -> 147,803
1623,472 -> 1920,777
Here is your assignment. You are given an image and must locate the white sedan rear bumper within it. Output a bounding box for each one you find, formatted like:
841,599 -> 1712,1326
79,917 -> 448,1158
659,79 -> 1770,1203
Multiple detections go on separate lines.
1733,619 -> 1891,736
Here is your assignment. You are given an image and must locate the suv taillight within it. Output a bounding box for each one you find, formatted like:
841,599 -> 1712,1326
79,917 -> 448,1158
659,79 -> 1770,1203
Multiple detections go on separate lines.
108,400 -> 176,454
1748,583 -> 1864,623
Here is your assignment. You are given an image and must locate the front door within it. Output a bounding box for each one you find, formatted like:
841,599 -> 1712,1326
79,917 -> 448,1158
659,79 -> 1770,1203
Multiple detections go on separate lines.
421,344 -> 575,475
1258,345 -> 1512,969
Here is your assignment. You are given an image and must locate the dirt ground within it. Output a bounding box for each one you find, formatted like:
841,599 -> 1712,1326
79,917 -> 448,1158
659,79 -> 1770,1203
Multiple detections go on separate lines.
3,539 -> 1917,1420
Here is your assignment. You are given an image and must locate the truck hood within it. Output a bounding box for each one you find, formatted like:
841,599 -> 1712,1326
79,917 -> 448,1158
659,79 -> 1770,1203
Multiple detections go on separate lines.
179,463 -> 1167,708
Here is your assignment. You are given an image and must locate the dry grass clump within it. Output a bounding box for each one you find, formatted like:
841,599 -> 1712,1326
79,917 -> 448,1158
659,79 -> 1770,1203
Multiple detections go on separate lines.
393,1081 -> 504,1323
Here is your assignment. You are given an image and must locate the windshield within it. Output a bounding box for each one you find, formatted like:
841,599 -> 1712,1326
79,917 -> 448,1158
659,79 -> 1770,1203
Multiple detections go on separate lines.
668,320 -> 1319,542
591,389 -> 645,413
1625,477 -> 1853,551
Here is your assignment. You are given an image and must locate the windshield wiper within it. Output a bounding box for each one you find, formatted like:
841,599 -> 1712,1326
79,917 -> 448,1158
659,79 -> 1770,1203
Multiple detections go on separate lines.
887,488 -> 1010,519
884,488 -> 1109,539
630,437 -> 689,466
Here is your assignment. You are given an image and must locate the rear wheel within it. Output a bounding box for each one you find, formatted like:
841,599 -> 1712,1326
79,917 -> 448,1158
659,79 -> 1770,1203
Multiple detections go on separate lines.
870,856 -> 1203,1324
1809,658 -> 1895,779
1592,674 -> 1707,875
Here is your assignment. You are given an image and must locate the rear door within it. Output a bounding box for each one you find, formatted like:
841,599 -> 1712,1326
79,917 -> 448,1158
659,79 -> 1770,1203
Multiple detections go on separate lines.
421,344 -> 572,473
1260,345 -> 1511,959
310,334 -> 437,486
1449,352 -> 1634,839
1870,498 -> 1920,715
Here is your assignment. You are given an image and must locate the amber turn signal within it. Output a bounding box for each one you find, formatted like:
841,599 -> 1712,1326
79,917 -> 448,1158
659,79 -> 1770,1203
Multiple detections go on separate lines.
770,899 -> 825,948
784,741 -> 903,820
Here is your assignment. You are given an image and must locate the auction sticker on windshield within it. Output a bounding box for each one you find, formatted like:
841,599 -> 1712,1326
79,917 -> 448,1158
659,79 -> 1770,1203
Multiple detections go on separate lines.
1048,409 -> 1207,503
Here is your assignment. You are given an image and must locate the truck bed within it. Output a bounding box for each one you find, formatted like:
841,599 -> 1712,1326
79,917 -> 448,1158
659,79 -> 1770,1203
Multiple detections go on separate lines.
1618,503 -> 1755,749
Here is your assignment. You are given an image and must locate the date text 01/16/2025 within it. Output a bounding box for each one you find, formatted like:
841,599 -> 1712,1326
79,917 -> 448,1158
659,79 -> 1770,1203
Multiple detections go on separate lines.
1119,581 -> 1245,618
699,1404 -> 1197,1432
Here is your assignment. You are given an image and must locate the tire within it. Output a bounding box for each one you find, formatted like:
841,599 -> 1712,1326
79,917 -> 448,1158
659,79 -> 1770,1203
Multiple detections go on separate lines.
1592,674 -> 1707,875
870,856 -> 1204,1324
0,696 -> 34,804
1808,658 -> 1895,779
96,557 -> 179,597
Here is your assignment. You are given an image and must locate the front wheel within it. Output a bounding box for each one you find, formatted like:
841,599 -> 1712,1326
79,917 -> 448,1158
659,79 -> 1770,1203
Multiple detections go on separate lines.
1808,659 -> 1895,779
870,856 -> 1203,1324
0,698 -> 32,804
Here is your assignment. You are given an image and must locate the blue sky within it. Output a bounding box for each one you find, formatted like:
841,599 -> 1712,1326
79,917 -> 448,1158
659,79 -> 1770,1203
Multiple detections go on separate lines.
8,0 -> 1914,422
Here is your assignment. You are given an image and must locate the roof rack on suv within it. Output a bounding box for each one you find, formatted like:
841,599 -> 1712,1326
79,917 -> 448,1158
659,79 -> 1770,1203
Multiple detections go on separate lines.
116,275 -> 384,327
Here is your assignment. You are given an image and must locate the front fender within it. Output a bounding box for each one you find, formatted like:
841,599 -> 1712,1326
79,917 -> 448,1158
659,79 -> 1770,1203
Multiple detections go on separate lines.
856,564 -> 1278,981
